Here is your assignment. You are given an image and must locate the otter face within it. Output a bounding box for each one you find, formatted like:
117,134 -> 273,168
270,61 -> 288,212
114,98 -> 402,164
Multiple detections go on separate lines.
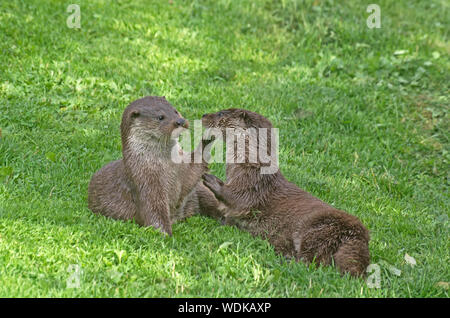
124,96 -> 188,140
202,109 -> 278,173
202,108 -> 272,132
202,109 -> 248,134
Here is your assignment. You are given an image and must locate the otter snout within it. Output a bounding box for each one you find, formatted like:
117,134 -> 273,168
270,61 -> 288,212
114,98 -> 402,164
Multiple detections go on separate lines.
175,118 -> 188,128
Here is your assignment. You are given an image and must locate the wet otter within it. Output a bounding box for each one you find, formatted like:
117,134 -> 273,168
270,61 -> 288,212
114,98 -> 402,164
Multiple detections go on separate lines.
88,96 -> 219,235
201,109 -> 370,277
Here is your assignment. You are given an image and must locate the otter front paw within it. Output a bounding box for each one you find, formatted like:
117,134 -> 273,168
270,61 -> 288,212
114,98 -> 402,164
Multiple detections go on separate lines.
202,174 -> 224,200
135,210 -> 173,236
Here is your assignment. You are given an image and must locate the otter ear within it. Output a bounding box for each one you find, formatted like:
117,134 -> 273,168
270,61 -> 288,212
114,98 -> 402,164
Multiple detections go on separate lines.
130,110 -> 140,118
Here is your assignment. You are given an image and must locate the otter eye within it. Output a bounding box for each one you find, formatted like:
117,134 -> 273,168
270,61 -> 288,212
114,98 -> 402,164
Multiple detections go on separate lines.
158,115 -> 165,121
218,112 -> 224,117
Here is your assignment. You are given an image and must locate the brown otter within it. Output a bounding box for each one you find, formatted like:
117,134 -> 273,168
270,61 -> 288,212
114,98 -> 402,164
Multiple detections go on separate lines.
201,109 -> 370,277
88,96 -> 219,235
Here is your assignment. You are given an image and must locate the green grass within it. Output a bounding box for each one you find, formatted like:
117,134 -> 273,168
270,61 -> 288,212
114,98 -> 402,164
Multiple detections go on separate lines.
0,0 -> 448,297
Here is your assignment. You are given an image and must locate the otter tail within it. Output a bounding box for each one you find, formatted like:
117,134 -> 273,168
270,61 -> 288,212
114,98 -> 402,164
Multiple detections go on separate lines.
333,237 -> 370,277
296,209 -> 370,277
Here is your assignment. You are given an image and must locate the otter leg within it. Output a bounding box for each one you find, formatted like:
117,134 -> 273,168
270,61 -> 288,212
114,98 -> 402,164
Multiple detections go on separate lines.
127,170 -> 173,235
133,192 -> 172,235
172,188 -> 199,222
202,174 -> 227,203
196,182 -> 227,219
293,211 -> 370,277
88,160 -> 137,221
202,174 -> 253,220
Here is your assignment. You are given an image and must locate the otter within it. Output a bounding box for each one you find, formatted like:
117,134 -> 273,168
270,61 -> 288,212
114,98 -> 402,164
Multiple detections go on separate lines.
201,109 -> 370,277
88,96 -> 219,235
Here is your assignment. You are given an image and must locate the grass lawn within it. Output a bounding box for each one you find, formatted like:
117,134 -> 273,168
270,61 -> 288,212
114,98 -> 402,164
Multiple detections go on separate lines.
0,0 -> 448,297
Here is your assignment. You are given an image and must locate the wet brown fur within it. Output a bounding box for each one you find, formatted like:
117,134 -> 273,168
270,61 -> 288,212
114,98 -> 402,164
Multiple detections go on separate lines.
88,96 -> 220,235
201,109 -> 370,277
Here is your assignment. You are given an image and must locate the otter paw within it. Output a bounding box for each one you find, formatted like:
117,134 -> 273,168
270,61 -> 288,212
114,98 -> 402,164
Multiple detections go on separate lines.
202,174 -> 224,196
202,173 -> 224,186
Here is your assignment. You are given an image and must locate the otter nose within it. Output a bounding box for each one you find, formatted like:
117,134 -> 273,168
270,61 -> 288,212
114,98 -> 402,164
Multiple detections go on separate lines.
202,114 -> 207,118
175,118 -> 187,128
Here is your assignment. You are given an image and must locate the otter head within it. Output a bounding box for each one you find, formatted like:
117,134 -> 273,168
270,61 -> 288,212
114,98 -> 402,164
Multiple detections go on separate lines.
202,109 -> 278,174
121,96 -> 189,145
202,108 -> 273,132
